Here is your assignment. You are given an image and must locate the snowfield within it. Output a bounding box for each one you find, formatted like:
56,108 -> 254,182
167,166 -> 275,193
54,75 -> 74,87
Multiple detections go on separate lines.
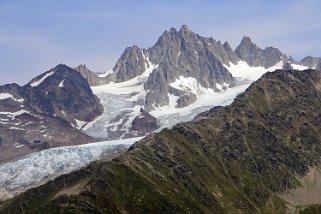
0,137 -> 142,201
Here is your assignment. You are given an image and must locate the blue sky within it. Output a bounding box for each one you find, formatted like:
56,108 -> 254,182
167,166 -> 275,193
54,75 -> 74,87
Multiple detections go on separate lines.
1,0 -> 321,84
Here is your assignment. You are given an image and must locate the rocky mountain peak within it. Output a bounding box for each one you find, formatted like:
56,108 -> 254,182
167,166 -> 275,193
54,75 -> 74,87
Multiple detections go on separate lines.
75,64 -> 105,86
0,64 -> 103,163
179,24 -> 190,32
109,45 -> 149,83
223,41 -> 232,51
168,27 -> 177,35
25,64 -> 103,123
235,36 -> 260,57
77,64 -> 88,70
240,36 -> 254,46
178,24 -> 192,36
54,63 -> 69,71
144,25 -> 236,109
235,36 -> 287,68
300,56 -> 321,68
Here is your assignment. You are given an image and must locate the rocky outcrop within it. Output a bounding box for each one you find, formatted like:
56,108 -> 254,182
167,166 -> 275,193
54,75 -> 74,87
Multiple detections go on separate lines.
235,36 -> 287,68
131,108 -> 158,134
176,93 -> 197,108
75,64 -> 102,86
4,69 -> 321,213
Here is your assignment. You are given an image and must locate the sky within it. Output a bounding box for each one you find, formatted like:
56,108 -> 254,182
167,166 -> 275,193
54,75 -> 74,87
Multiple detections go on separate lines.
0,0 -> 321,85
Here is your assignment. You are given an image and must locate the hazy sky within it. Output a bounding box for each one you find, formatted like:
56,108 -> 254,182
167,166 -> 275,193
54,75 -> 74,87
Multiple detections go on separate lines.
1,0 -> 321,85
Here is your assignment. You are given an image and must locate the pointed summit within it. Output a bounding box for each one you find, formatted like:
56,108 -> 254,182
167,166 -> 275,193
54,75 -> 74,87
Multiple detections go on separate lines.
178,25 -> 195,38
240,36 -> 253,44
300,56 -> 321,68
168,27 -> 177,35
223,41 -> 239,65
236,36 -> 258,53
223,41 -> 233,52
235,36 -> 287,68
111,45 -> 149,82
179,24 -> 190,33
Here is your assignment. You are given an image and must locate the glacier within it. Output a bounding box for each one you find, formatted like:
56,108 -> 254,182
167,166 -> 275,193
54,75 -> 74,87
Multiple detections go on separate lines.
0,137 -> 142,201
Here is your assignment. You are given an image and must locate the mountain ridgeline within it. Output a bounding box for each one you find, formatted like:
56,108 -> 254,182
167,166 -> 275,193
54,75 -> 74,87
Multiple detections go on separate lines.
2,69 -> 321,213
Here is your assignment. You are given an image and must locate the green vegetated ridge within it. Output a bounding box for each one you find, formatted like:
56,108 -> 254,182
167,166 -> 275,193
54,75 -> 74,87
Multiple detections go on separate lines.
2,69 -> 321,213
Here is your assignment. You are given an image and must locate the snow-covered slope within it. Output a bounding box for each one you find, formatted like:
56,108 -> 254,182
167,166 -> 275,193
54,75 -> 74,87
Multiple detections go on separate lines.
0,137 -> 142,201
225,60 -> 284,81
82,57 -> 159,139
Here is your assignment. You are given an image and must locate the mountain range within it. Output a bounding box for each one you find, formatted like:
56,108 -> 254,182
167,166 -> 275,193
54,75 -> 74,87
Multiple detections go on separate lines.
1,25 -> 321,212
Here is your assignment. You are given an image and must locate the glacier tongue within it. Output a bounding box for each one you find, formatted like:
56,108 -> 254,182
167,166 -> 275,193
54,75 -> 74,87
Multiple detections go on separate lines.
0,137 -> 142,201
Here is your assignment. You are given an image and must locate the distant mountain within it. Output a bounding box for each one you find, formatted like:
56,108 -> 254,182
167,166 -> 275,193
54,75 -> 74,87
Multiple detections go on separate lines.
300,56 -> 321,69
4,69 -> 321,213
235,36 -> 289,68
0,64 -> 102,163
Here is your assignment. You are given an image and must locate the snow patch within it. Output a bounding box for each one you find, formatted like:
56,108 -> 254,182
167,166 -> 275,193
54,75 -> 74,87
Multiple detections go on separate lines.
30,71 -> 55,87
170,76 -> 214,96
224,60 -> 284,81
98,69 -> 114,78
0,110 -> 29,118
291,63 -> 308,70
58,79 -> 65,88
150,83 -> 250,129
0,93 -> 24,102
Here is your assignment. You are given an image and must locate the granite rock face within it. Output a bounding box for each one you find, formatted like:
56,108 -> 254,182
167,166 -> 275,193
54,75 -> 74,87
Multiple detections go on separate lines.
75,64 -> 102,86
131,108 -> 158,135
143,25 -> 236,109
110,46 -> 150,83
